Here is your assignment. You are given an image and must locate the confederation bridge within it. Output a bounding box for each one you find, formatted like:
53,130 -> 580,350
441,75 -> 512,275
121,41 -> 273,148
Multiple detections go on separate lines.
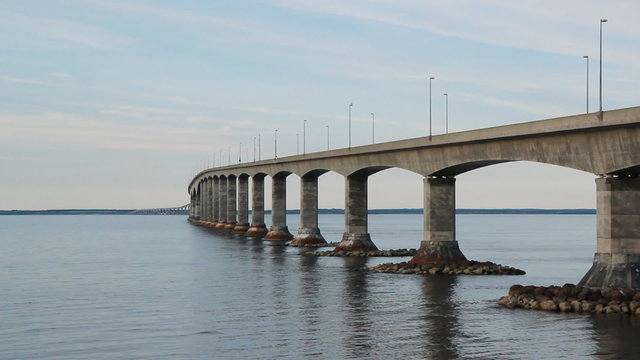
188,107 -> 640,290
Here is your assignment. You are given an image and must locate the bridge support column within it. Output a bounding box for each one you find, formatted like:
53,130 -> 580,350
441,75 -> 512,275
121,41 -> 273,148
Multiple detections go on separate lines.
194,185 -> 202,221
188,192 -> 196,221
336,174 -> 378,251
265,174 -> 294,241
211,177 -> 219,226
215,176 -> 228,229
207,179 -> 215,226
410,177 -> 468,265
247,174 -> 269,237
292,174 -> 327,246
579,176 -> 640,290
233,175 -> 250,234
224,175 -> 238,231
201,179 -> 210,225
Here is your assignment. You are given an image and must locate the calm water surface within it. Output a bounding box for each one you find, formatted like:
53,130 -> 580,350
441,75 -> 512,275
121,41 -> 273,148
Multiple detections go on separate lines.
2,214 -> 640,359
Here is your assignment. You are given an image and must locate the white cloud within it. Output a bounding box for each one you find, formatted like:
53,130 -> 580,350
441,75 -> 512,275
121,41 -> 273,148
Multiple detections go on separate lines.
0,13 -> 132,50
0,75 -> 54,86
264,0 -> 640,67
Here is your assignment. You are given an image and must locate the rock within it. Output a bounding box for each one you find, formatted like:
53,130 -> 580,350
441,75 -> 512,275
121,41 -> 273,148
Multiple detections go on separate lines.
498,296 -> 510,306
595,304 -> 605,313
581,302 -> 594,313
630,301 -> 640,312
530,300 -> 540,310
558,301 -> 572,312
621,305 -> 630,314
587,291 -> 602,302
604,288 -> 625,302
577,287 -> 591,300
540,300 -> 558,312
571,300 -> 582,312
606,304 -> 621,313
635,307 -> 640,315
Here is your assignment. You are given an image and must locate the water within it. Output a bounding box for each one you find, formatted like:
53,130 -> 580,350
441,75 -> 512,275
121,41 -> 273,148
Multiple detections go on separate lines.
1,214 -> 640,359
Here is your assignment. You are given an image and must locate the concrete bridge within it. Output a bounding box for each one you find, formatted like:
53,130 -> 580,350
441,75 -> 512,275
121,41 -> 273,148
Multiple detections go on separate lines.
188,107 -> 640,290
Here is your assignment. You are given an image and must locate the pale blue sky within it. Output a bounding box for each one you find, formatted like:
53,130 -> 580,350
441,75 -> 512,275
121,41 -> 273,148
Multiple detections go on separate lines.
1,1 -> 638,210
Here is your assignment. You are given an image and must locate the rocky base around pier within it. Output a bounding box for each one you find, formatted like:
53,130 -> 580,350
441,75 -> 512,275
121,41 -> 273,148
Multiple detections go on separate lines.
498,284 -> 640,315
288,242 -> 340,248
313,248 -> 417,257
367,260 -> 526,275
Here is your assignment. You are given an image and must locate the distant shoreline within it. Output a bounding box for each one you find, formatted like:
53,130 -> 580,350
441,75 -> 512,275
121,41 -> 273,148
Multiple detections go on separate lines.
0,208 -> 596,215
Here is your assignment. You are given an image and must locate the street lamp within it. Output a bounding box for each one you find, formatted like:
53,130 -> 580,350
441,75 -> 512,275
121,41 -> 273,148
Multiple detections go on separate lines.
239,142 -> 242,163
370,112 -> 375,144
228,146 -> 231,165
258,134 -> 261,161
253,137 -> 256,162
443,93 -> 449,134
274,129 -> 278,159
429,76 -> 435,139
326,125 -> 329,150
348,103 -> 353,149
296,133 -> 299,154
583,55 -> 589,113
599,19 -> 607,112
303,119 -> 307,155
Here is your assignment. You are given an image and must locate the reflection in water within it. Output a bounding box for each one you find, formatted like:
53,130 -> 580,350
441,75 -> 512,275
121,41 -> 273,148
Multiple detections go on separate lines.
297,253 -> 321,350
269,244 -> 291,350
420,275 -> 460,359
591,315 -> 640,359
341,257 -> 373,359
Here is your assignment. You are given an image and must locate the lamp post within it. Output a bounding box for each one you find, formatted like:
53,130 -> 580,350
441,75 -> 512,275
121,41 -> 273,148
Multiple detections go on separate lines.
303,119 -> 307,155
599,19 -> 607,112
348,103 -> 353,149
258,134 -> 261,161
253,137 -> 256,162
444,93 -> 449,134
326,125 -> 329,150
296,133 -> 299,154
228,146 -> 230,165
429,76 -> 435,139
370,112 -> 374,144
274,129 -> 278,160
239,142 -> 242,163
583,55 -> 589,113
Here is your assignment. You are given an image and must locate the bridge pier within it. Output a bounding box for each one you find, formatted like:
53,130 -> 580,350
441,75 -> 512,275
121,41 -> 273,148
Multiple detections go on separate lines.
224,175 -> 238,231
215,176 -> 228,229
194,186 -> 202,221
189,191 -> 196,221
206,178 -> 215,227
336,174 -> 378,251
233,175 -> 250,234
265,174 -> 294,241
211,176 -> 219,226
579,176 -> 640,290
292,174 -> 327,246
410,177 -> 468,265
202,179 -> 211,226
246,174 -> 269,237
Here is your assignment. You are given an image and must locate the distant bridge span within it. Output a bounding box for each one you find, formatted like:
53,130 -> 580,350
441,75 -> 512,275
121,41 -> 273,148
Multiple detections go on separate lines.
188,107 -> 640,289
130,204 -> 189,215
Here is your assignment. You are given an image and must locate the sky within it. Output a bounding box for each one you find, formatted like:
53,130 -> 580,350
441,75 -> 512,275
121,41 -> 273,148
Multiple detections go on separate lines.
1,0 -> 638,210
